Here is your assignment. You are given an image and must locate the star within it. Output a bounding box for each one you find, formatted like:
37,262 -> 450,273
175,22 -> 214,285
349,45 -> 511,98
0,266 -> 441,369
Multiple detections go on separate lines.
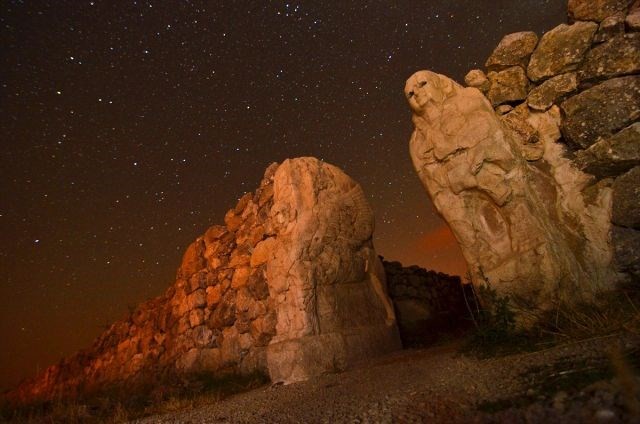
0,0 -> 568,390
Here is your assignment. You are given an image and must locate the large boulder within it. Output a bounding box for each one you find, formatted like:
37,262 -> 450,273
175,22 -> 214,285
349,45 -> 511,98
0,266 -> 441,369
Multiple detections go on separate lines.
485,31 -> 539,71
612,226 -> 640,277
6,158 -> 401,404
404,70 -> 615,313
568,0 -> 634,22
527,21 -> 598,81
579,33 -> 640,81
560,75 -> 640,149
612,166 -> 640,229
628,7 -> 640,30
486,66 -> 530,106
526,72 -> 578,111
574,123 -> 640,178
594,12 -> 627,42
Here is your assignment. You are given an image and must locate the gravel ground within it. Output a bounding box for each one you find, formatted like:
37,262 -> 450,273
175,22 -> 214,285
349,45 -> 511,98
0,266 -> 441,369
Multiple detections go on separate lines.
133,335 -> 640,423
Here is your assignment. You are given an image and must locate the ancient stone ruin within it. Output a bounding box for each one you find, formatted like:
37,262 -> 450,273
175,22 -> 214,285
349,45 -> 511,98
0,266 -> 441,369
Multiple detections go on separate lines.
383,260 -> 471,347
9,0 -> 639,408
8,157 -> 401,404
406,0 -> 639,312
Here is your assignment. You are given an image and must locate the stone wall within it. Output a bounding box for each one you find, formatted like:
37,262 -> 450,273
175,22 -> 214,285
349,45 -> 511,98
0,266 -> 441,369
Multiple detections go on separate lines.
7,157 -> 401,405
406,0 -> 639,314
467,0 -> 640,283
383,260 -> 471,347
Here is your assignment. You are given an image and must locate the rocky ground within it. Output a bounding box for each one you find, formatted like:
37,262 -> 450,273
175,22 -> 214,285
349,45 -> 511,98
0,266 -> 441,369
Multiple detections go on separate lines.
133,334 -> 640,423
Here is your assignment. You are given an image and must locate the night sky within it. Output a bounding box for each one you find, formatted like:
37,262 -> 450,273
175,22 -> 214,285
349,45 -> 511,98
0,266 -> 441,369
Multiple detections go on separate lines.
1,0 -> 566,390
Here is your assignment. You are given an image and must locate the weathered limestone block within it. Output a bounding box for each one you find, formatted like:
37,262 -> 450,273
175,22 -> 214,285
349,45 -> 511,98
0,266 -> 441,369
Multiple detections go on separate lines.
612,225 -> 640,277
405,70 -> 615,312
265,158 -> 400,383
486,66 -> 530,106
594,12 -> 627,42
527,72 -> 578,111
527,21 -> 598,81
568,0 -> 634,22
579,33 -> 640,81
464,69 -> 490,92
628,7 -> 640,30
485,31 -> 539,71
574,123 -> 640,178
612,166 -> 640,229
561,75 -> 640,149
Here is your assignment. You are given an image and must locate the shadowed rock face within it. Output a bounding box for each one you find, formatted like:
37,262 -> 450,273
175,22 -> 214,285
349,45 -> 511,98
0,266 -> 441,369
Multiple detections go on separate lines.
383,260 -> 471,347
404,70 -> 615,311
6,157 -> 400,405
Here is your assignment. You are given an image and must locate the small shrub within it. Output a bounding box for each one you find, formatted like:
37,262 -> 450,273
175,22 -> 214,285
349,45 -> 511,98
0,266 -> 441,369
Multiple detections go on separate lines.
534,284 -> 640,341
463,282 -> 529,356
463,278 -> 640,358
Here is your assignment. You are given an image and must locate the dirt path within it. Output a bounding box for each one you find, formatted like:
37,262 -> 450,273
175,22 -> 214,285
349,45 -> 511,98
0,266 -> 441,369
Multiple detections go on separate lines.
133,335 -> 640,423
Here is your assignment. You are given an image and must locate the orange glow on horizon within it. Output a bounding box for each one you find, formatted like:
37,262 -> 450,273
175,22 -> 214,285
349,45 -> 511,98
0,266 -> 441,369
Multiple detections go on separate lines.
408,224 -> 468,277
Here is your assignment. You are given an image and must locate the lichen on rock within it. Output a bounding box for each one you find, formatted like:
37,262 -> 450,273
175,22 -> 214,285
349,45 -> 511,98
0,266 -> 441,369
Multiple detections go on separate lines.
404,70 -> 615,315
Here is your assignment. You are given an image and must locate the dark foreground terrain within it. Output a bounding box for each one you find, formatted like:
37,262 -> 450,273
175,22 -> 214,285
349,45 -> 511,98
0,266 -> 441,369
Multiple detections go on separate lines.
132,335 -> 639,424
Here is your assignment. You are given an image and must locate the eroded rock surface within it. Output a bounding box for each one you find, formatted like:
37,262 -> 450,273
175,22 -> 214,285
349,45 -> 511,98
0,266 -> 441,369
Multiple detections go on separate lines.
264,158 -> 400,383
574,123 -> 640,178
405,70 -> 614,311
628,7 -> 640,30
7,157 -> 400,405
383,260 -> 470,347
526,72 -> 578,111
579,33 -> 640,81
527,21 -> 598,81
594,12 -> 627,42
486,66 -> 530,106
560,75 -> 640,149
568,0 -> 634,22
612,166 -> 640,228
485,31 -> 539,72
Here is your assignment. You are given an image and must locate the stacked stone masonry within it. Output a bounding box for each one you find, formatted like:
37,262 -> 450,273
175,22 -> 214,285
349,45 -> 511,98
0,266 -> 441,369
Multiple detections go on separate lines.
383,260 -> 471,347
7,157 -> 401,404
409,0 -> 639,314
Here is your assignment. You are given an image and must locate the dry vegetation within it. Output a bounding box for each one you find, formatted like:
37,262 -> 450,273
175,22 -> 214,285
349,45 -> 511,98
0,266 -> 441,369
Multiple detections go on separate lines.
463,276 -> 640,356
3,280 -> 639,423
0,371 -> 269,423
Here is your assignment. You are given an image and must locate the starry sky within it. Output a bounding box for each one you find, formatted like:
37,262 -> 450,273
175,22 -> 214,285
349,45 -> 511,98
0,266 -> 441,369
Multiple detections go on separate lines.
0,0 -> 566,390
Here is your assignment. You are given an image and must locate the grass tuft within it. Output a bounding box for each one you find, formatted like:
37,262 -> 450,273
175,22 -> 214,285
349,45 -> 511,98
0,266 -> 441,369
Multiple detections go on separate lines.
0,370 -> 270,423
